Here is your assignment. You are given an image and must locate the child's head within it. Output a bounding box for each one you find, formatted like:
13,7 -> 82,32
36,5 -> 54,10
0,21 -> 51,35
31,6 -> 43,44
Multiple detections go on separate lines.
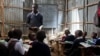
13,29 -> 22,40
28,33 -> 36,41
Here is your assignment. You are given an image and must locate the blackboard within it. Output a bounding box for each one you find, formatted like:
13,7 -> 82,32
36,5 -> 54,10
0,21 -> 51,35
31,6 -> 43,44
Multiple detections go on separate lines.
38,5 -> 58,28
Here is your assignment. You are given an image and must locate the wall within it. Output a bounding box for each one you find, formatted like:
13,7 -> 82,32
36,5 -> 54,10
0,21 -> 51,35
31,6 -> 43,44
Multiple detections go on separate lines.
66,0 -> 100,36
35,0 -> 58,28
0,0 -> 65,35
4,0 -> 24,34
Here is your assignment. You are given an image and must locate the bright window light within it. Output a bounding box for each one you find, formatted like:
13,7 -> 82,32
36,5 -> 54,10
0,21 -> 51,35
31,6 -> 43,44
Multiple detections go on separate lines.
33,0 -> 35,4
71,8 -> 80,35
22,0 -> 25,2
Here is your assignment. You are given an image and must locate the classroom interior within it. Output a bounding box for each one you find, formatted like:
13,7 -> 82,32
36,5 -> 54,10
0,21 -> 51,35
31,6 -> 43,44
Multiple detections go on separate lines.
0,0 -> 100,56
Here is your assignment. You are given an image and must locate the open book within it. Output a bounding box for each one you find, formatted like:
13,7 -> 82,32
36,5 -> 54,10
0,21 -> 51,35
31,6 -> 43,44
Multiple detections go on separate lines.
80,42 -> 91,48
64,41 -> 73,44
23,44 -> 30,51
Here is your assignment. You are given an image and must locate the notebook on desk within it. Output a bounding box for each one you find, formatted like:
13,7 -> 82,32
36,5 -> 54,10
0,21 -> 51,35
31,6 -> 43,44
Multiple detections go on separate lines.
23,44 -> 30,51
64,41 -> 73,44
80,42 -> 91,48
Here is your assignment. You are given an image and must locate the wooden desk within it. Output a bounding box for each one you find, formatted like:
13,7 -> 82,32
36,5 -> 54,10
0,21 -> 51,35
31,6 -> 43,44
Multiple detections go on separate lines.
79,45 -> 100,56
79,46 -> 85,56
55,41 -> 66,56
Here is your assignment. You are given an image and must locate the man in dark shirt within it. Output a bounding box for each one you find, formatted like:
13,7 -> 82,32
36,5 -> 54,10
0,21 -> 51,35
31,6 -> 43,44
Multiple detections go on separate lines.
27,4 -> 43,28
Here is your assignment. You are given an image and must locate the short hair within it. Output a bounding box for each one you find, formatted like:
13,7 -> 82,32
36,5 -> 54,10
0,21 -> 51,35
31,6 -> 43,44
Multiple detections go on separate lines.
92,32 -> 97,36
28,33 -> 36,41
8,30 -> 14,38
75,30 -> 83,37
32,4 -> 38,8
83,31 -> 87,36
36,31 -> 46,41
65,30 -> 70,35
13,29 -> 22,40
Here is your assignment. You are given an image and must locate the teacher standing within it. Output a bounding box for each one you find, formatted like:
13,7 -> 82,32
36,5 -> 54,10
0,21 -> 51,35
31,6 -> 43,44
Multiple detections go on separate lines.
27,4 -> 43,29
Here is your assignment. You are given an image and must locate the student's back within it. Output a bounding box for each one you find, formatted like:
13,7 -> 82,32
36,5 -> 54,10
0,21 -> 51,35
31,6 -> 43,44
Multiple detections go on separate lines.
64,35 -> 75,41
96,38 -> 100,45
0,31 -> 8,56
94,38 -> 100,55
0,43 -> 8,56
64,35 -> 75,49
8,29 -> 25,56
8,40 -> 23,56
27,41 -> 51,56
27,31 -> 51,56
67,30 -> 85,56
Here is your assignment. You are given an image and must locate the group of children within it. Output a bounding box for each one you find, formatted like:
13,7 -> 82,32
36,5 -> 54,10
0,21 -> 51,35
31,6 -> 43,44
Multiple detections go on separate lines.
0,28 -> 51,56
62,29 -> 100,56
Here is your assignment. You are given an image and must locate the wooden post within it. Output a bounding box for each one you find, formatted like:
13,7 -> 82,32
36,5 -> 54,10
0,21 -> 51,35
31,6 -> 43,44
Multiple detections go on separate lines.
0,0 -> 5,38
63,0 -> 67,28
79,47 -> 85,56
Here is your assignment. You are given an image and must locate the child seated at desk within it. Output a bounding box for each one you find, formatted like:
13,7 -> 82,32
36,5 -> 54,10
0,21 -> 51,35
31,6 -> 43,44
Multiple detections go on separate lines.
26,31 -> 51,56
67,30 -> 86,56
